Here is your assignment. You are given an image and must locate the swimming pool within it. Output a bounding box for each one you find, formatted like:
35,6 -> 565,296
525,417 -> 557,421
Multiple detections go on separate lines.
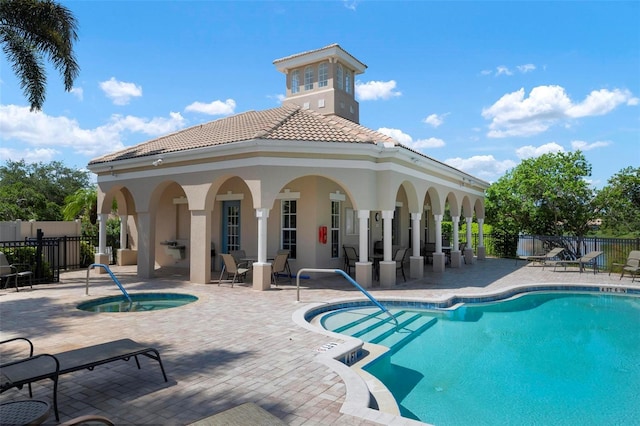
319,290 -> 640,425
77,293 -> 198,312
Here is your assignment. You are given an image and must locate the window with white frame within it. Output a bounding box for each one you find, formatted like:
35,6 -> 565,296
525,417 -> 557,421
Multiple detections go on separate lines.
337,64 -> 344,90
304,66 -> 313,91
318,62 -> 328,88
345,70 -> 352,94
281,199 -> 297,259
291,70 -> 300,94
331,201 -> 340,258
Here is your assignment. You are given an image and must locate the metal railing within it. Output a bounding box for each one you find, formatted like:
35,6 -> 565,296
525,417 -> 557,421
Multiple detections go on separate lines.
86,263 -> 131,303
296,268 -> 398,329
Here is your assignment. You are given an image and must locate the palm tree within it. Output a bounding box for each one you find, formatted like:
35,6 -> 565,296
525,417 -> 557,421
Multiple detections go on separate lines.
0,0 -> 79,111
63,186 -> 97,224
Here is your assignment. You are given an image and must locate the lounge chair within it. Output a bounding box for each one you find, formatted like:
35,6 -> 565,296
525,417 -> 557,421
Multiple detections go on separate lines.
553,251 -> 603,274
615,250 -> 640,282
518,247 -> 565,268
219,253 -> 249,286
0,337 -> 168,421
60,414 -> 115,426
0,251 -> 33,292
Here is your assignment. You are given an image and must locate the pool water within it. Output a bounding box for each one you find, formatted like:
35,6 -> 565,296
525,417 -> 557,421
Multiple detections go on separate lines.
321,292 -> 640,425
77,293 -> 198,312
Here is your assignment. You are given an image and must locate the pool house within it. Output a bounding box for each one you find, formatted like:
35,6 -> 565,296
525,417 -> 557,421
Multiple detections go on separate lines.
87,44 -> 489,290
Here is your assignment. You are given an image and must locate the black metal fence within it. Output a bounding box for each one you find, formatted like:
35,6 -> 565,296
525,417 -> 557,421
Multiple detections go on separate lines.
1,233 -> 99,285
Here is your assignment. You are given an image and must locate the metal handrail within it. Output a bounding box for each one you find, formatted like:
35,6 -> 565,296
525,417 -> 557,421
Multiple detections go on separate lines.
86,263 -> 132,303
296,268 -> 398,329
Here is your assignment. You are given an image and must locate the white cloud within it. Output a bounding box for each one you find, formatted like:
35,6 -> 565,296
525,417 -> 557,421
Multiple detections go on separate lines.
423,113 -> 449,128
70,86 -> 83,101
0,147 -> 60,163
107,112 -> 186,136
343,0 -> 358,10
0,104 -> 186,159
496,66 -> 513,76
445,155 -> 516,182
482,85 -> 638,138
570,140 -> 611,151
185,99 -> 236,115
355,80 -> 401,101
517,64 -> 536,73
377,127 -> 445,150
567,89 -> 638,117
99,77 -> 142,105
515,142 -> 565,159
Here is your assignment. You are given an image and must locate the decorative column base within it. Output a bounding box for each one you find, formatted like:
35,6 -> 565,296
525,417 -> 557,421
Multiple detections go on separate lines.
94,253 -> 110,274
450,251 -> 462,268
410,256 -> 424,279
355,262 -> 373,288
464,248 -> 475,264
117,249 -> 137,266
379,261 -> 396,287
251,263 -> 271,291
432,253 -> 445,273
477,246 -> 486,260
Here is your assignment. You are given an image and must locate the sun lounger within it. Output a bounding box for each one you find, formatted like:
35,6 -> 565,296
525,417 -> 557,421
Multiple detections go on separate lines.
552,251 -> 603,274
518,247 -> 564,268
0,338 -> 168,421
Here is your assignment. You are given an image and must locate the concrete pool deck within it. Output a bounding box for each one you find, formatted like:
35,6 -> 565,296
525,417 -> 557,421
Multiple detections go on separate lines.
0,258 -> 635,425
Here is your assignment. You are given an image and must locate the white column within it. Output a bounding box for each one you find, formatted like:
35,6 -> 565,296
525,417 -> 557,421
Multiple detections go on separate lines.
477,218 -> 486,260
98,213 -> 108,254
434,214 -> 443,252
411,212 -> 421,257
253,208 -> 271,291
466,216 -> 473,247
119,215 -> 128,249
410,212 -> 424,279
382,210 -> 394,261
356,209 -> 373,287
451,216 -> 459,251
256,208 -> 269,263
357,210 -> 370,263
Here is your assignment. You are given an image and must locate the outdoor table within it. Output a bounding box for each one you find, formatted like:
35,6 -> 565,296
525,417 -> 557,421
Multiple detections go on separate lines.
0,399 -> 50,425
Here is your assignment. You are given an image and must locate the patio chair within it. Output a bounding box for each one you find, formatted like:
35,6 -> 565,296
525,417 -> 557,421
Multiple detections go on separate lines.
0,251 -> 33,292
230,250 -> 249,267
219,254 -> 250,287
271,252 -> 291,285
518,247 -> 565,268
616,250 -> 640,282
423,242 -> 435,265
394,247 -> 409,282
553,251 -> 603,274
277,249 -> 292,278
343,246 -> 358,276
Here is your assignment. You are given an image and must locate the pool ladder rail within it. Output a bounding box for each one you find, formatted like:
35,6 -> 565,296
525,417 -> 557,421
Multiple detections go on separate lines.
296,268 -> 399,330
85,263 -> 132,304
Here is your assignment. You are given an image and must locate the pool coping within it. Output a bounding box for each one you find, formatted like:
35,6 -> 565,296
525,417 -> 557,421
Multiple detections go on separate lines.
292,282 -> 638,426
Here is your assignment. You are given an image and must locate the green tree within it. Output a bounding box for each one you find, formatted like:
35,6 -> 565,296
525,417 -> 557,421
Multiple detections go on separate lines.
594,166 -> 640,237
486,151 -> 596,255
0,0 -> 79,111
0,159 -> 91,220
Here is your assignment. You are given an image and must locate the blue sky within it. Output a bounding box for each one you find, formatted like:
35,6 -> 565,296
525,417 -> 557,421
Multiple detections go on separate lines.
1,0 -> 638,187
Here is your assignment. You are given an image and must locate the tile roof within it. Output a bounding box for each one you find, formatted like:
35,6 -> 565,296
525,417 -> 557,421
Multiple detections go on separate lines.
88,104 -> 398,165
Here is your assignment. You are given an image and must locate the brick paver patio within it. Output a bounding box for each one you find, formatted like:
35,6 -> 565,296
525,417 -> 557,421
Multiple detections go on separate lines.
0,258 -> 635,425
